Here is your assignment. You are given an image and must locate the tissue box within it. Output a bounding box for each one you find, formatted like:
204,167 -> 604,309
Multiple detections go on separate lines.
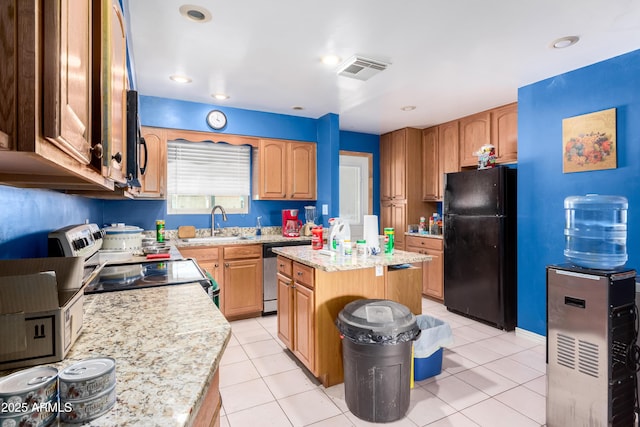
0,257 -> 85,370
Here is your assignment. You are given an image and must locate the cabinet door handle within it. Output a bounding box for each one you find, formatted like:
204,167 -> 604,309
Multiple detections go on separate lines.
297,272 -> 303,276
279,263 -> 284,268
224,263 -> 229,267
214,263 -> 219,268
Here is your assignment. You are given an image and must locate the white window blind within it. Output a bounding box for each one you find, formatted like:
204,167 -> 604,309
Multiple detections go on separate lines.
167,140 -> 250,196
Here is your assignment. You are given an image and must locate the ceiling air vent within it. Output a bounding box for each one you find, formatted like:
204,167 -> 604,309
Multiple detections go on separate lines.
337,56 -> 390,81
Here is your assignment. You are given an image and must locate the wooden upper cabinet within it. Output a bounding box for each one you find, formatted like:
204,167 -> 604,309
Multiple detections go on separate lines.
288,142 -> 316,200
256,139 -> 287,199
380,132 -> 393,201
380,128 -> 418,201
391,130 -> 408,200
492,102 -> 518,164
138,127 -> 167,199
439,120 -> 460,174
459,111 -> 491,167
421,127 -> 439,201
43,0 -> 93,165
0,0 -> 113,191
0,0 -> 17,151
105,0 -> 128,184
253,139 -> 316,200
91,0 -> 127,184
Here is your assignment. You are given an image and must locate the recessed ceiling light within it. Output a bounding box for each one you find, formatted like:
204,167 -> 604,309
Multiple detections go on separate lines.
169,74 -> 192,83
179,5 -> 212,23
401,106 -> 416,111
551,36 -> 579,49
212,93 -> 229,100
292,106 -> 304,111
321,55 -> 341,66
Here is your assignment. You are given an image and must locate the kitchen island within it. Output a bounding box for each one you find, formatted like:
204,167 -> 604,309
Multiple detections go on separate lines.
1,283 -> 230,426
272,246 -> 431,387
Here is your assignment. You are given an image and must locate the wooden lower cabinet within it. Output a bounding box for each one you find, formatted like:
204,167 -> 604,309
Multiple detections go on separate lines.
276,256 -> 423,387
191,369 -> 221,427
178,244 -> 262,320
385,265 -> 422,314
277,258 -> 315,373
222,245 -> 263,319
405,235 -> 444,301
292,276 -> 315,370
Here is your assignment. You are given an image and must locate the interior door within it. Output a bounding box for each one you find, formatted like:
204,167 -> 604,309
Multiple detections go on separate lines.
339,152 -> 372,240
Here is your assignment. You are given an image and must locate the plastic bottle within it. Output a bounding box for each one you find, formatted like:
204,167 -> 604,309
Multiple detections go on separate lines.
343,238 -> 352,256
384,228 -> 395,254
312,226 -> 323,250
356,240 -> 367,257
564,194 -> 627,269
256,216 -> 262,236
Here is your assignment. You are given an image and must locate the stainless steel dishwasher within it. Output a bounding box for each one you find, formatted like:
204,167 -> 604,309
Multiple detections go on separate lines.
262,240 -> 311,315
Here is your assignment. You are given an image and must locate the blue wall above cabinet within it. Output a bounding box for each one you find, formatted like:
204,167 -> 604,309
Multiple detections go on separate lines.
140,96 -> 318,142
517,48 -> 640,336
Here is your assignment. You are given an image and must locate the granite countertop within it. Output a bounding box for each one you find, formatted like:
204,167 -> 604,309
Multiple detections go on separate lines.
272,246 -> 432,272
0,284 -> 231,426
405,232 -> 443,239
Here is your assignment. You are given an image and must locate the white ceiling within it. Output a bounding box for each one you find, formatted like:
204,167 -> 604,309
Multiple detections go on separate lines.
124,0 -> 640,135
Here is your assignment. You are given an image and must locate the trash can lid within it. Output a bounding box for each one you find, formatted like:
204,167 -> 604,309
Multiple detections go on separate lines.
336,299 -> 420,344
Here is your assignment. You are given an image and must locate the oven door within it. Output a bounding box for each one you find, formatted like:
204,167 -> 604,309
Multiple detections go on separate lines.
84,258 -> 210,294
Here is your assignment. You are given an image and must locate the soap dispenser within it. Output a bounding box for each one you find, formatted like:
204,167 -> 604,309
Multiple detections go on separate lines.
256,216 -> 262,236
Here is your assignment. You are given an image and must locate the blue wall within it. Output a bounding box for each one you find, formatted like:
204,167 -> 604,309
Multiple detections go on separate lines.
100,97 -> 381,231
0,98 -> 380,258
0,186 -> 103,259
517,48 -> 640,336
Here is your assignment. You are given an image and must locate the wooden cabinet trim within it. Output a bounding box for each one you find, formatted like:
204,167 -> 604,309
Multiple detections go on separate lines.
293,262 -> 314,289
277,255 -> 293,277
223,245 -> 262,260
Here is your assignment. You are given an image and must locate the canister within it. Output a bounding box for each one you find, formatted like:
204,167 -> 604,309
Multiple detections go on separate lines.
58,357 -> 116,401
156,220 -> 165,242
312,226 -> 323,250
0,366 -> 58,411
59,383 -> 117,424
384,228 -> 395,254
0,404 -> 57,427
356,240 -> 367,257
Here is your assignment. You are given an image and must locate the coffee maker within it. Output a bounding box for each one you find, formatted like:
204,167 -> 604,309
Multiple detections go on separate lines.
282,209 -> 302,237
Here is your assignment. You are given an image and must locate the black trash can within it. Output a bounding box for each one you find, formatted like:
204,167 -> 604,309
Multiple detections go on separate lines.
336,299 -> 420,423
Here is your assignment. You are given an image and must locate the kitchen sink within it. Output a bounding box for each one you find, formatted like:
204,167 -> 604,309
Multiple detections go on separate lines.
179,235 -> 253,243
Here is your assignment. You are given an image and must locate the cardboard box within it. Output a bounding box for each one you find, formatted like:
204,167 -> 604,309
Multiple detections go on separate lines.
0,257 -> 85,370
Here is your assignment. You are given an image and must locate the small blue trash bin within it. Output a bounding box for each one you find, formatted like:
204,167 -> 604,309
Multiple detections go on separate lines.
413,315 -> 452,381
415,348 -> 443,380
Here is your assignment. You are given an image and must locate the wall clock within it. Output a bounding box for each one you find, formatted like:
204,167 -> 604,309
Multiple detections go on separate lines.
206,110 -> 227,130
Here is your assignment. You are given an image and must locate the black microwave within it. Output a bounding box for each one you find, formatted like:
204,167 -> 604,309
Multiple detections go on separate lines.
126,90 -> 147,188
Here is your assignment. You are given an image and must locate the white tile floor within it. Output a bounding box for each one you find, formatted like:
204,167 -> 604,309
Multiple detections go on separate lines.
219,298 -> 547,426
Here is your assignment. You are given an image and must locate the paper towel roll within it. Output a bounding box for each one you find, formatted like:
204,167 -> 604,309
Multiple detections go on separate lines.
363,215 -> 380,251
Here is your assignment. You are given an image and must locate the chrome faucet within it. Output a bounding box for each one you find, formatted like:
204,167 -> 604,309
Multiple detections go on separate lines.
211,205 -> 228,236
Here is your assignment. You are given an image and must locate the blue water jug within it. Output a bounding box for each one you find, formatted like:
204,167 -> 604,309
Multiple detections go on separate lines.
564,195 -> 628,270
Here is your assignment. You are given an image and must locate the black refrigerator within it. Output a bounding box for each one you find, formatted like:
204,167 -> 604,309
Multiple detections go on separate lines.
443,166 -> 517,330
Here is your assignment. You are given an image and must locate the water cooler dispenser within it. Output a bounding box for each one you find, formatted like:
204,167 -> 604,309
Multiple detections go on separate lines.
547,195 -> 637,426
546,265 -> 637,426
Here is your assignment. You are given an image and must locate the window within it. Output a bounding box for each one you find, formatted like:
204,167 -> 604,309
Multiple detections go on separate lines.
167,140 -> 250,214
